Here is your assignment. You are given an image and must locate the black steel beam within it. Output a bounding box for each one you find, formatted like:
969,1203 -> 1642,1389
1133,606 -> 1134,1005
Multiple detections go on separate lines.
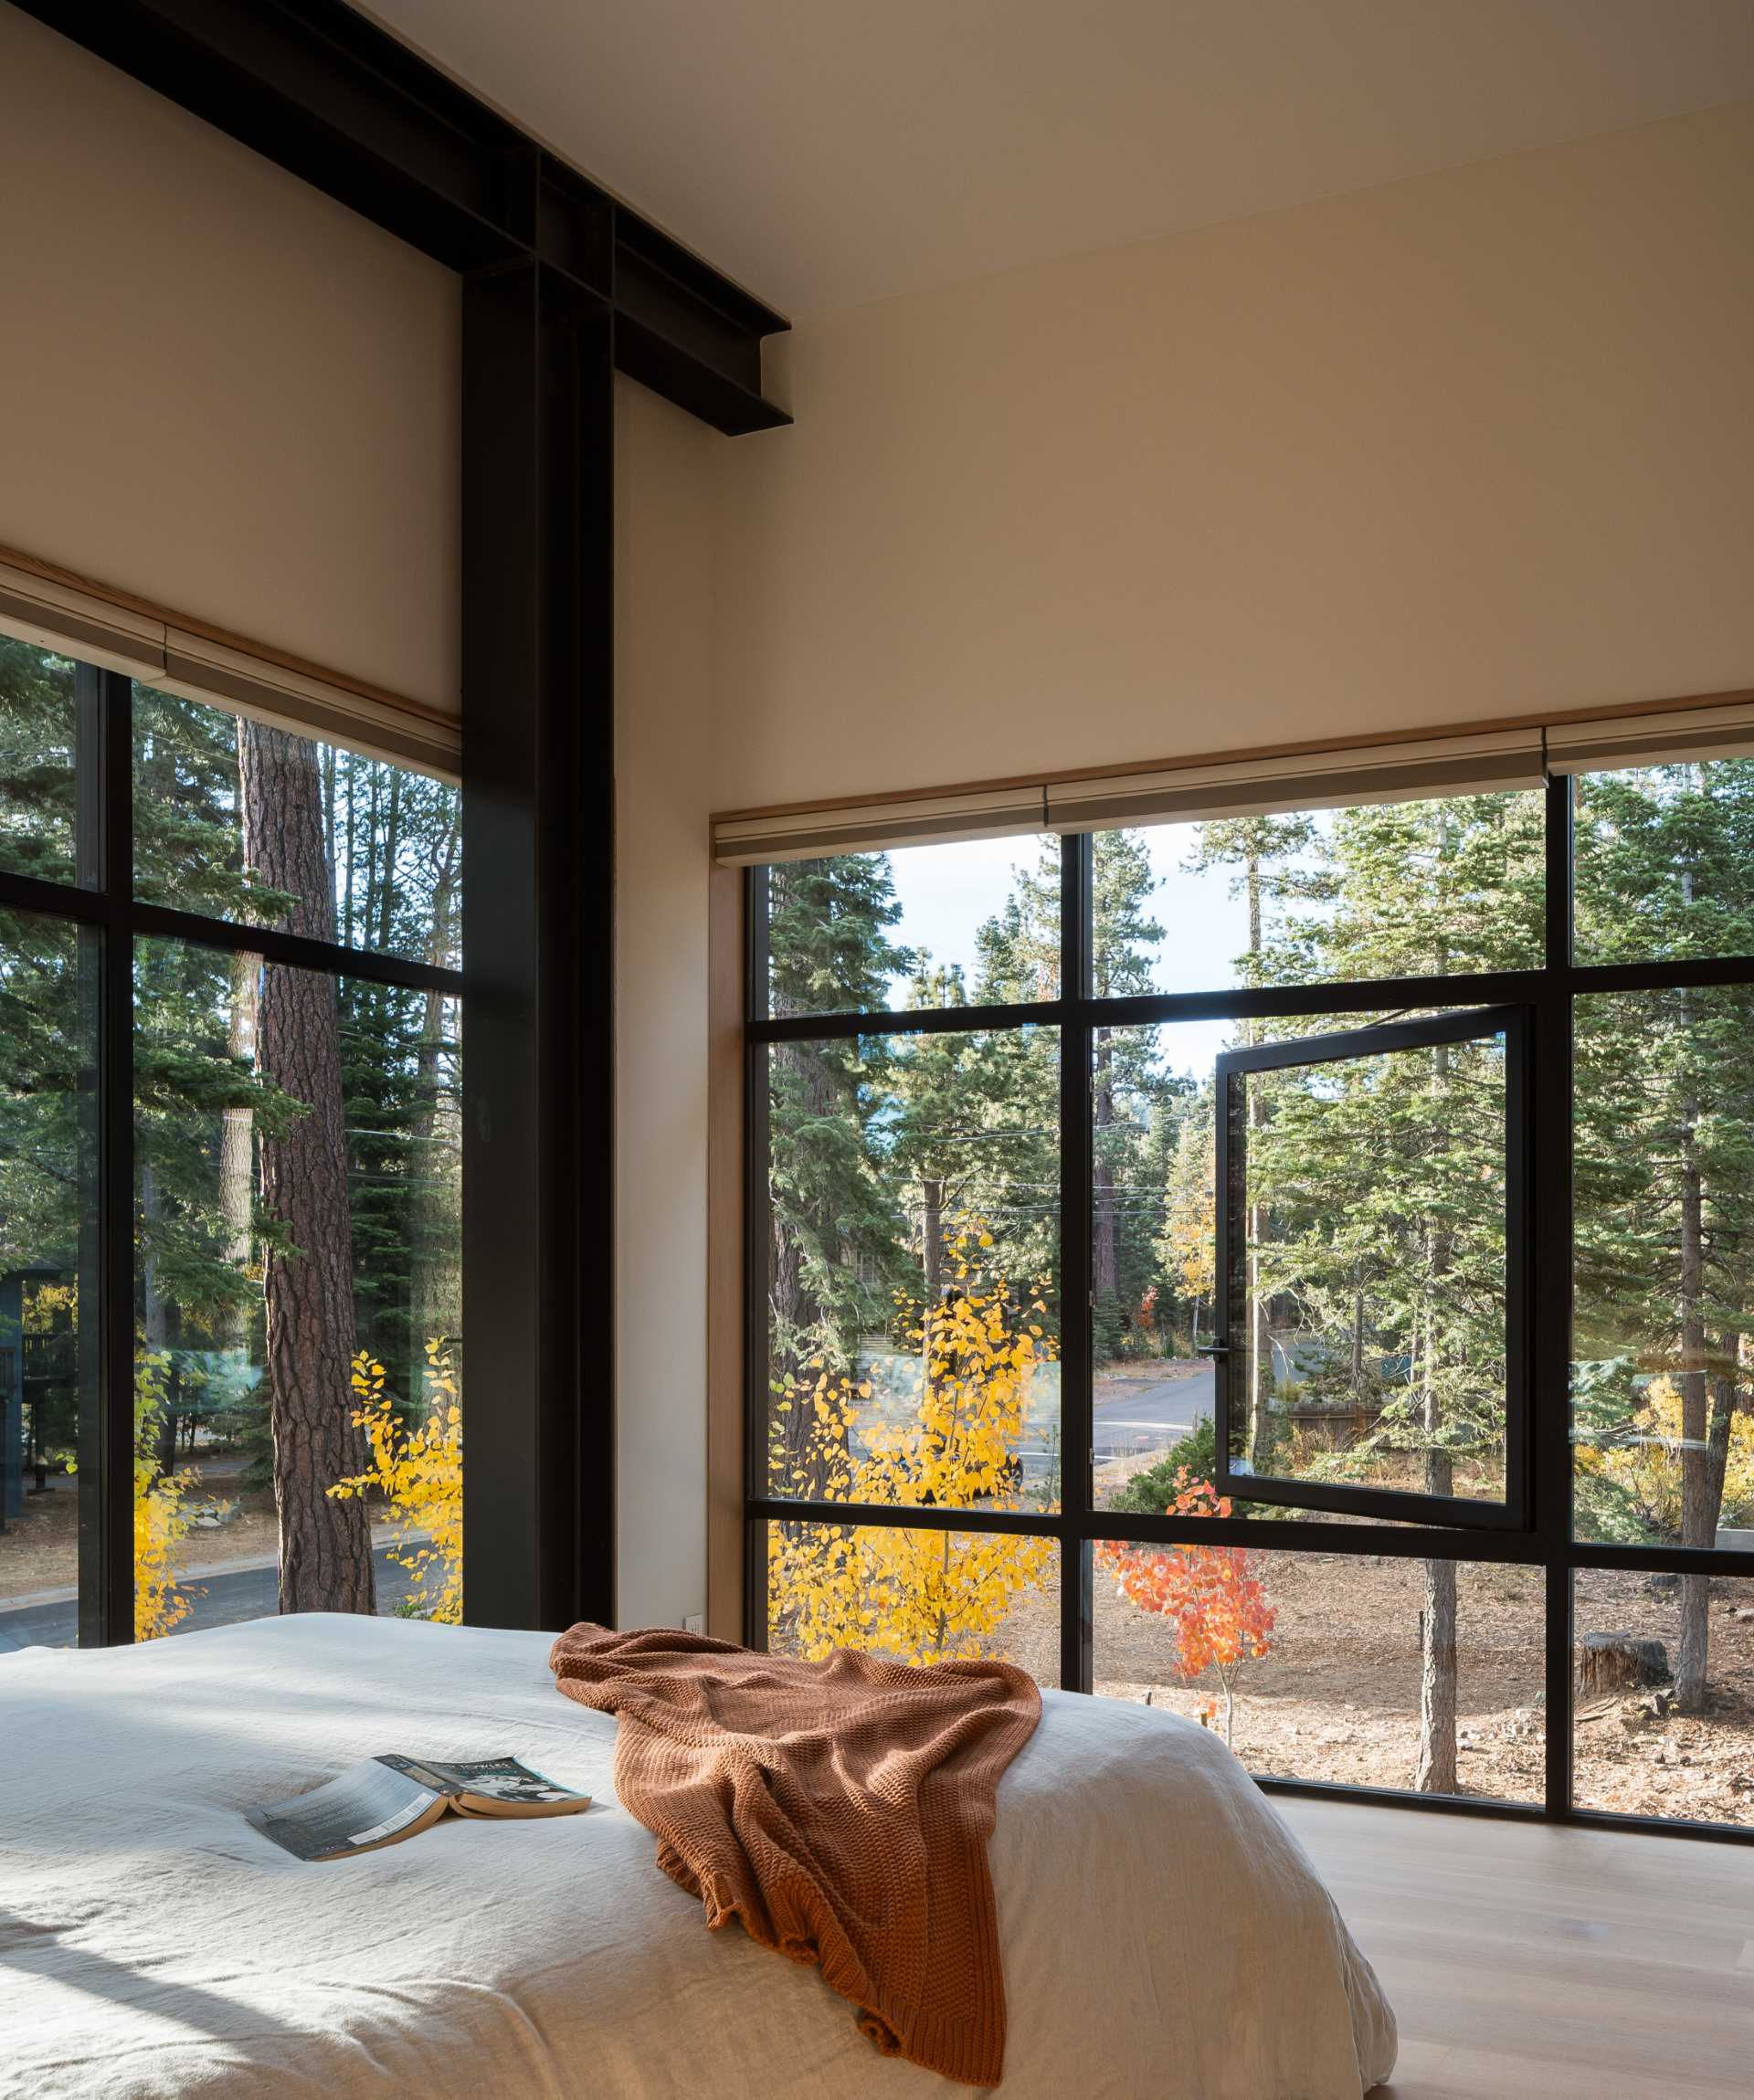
15,0 -> 790,437
17,0 -> 533,268
613,213 -> 788,435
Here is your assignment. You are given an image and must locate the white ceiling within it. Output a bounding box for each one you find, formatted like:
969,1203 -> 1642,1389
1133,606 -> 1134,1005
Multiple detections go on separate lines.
363,1 -> 1754,317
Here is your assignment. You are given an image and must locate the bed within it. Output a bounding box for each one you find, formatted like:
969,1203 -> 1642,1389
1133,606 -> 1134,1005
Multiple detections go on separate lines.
1,1613 -> 1395,2097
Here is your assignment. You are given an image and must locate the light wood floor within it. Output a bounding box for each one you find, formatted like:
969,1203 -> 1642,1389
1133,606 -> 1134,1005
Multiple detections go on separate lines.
1280,1798 -> 1754,2099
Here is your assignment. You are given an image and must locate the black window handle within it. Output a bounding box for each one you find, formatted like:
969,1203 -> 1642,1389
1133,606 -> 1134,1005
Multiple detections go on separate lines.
1196,1342 -> 1231,1357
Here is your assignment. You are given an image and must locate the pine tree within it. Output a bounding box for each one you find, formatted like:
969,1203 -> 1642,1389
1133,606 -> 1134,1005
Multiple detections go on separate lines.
1158,1092 -> 1216,1351
1089,834 -> 1166,1363
972,834 -> 1169,1368
131,691 -> 291,1473
5,654 -> 464,1620
1219,791 -> 1542,1789
0,638 -> 80,882
1183,815 -> 1327,1459
764,857 -> 914,1494
1572,761 -> 1754,1709
239,720 -> 375,1614
0,904 -> 89,1475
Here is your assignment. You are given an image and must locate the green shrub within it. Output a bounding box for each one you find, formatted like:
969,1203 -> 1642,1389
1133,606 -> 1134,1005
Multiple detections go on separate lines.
1109,1416 -> 1217,1513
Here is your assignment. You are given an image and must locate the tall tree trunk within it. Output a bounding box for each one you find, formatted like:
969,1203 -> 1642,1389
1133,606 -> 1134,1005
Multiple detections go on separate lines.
766,1027 -> 856,1497
1094,1028 -> 1117,1307
341,760 -> 357,951
217,947 -> 259,1350
1243,851 -> 1273,1466
1416,1030 -> 1458,1792
770,1204 -> 807,1336
409,978 -> 461,1352
239,720 -> 375,1616
921,1175 -> 944,1312
920,1172 -> 946,1435
1416,1488 -> 1459,1791
376,770 -> 402,951
321,744 -> 336,877
139,1163 -> 178,1476
365,771 -> 382,919
1675,1058 -> 1713,1708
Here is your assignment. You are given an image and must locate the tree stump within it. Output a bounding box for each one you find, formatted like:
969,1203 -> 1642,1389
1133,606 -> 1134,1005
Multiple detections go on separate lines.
1576,1631 -> 1669,1694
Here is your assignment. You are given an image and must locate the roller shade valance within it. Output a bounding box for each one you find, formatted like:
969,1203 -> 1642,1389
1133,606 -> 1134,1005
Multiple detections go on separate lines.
714,785 -> 1048,867
157,632 -> 460,777
1546,701 -> 1754,776
714,695 -> 1754,868
0,552 -> 459,778
713,724 -> 1547,866
1045,729 -> 1546,834
0,563 -> 164,682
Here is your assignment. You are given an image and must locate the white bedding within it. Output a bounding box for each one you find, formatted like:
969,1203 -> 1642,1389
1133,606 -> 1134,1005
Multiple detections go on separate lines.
0,1614 -> 1394,2098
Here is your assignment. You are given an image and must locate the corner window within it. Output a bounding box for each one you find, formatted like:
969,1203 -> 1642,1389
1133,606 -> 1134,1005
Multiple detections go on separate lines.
748,778 -> 1754,1833
0,660 -> 463,1651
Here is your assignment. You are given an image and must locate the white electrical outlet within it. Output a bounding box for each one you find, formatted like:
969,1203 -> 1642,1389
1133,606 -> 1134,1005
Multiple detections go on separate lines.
682,1612 -> 703,1635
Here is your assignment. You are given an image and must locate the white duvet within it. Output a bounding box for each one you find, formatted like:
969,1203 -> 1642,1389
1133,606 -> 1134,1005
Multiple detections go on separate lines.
0,1613 -> 1394,2098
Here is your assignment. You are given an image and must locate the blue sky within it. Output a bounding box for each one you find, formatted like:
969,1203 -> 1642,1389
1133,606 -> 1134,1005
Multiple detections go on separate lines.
882,827 -> 1251,1079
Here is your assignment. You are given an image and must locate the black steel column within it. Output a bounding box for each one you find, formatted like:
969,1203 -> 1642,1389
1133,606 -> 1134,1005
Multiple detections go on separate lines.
461,263 -> 616,1630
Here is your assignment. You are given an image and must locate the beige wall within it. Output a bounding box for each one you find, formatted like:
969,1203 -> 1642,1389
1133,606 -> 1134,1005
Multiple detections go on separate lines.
0,7 -> 459,712
714,101 -> 1754,811
614,375 -> 722,1629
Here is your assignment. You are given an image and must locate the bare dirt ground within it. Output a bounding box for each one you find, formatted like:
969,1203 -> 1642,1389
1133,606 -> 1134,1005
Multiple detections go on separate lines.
996,1551 -> 1754,1828
2,1464 -> 312,1600
1570,1568 -> 1754,1825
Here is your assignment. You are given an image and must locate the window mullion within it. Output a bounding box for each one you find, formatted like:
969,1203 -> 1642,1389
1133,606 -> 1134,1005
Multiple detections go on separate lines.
93,670 -> 134,1645
744,1032 -> 772,1647
1059,833 -> 1094,1694
1540,771 -> 1575,1815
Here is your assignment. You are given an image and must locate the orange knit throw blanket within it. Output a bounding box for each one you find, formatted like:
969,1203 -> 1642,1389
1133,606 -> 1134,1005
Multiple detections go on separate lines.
549,1625 -> 1041,2084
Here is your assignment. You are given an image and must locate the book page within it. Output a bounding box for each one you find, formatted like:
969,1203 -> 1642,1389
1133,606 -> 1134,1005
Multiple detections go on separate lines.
248,1759 -> 443,1863
401,1755 -> 585,1808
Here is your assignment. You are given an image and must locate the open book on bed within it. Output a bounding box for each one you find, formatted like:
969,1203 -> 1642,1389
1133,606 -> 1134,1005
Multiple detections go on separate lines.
248,1755 -> 591,1863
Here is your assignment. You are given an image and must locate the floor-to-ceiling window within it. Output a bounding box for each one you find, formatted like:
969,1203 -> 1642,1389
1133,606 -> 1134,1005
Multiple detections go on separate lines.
0,645 -> 462,1649
747,768 -> 1754,1837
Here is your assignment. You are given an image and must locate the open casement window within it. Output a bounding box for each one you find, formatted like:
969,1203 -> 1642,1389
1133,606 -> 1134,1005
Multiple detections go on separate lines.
1212,1006 -> 1531,1530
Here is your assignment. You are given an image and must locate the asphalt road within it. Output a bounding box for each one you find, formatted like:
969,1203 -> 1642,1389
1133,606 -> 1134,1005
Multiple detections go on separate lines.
0,1541 -> 420,1652
5,1384 -> 1211,1642
1091,1365 -> 1211,1462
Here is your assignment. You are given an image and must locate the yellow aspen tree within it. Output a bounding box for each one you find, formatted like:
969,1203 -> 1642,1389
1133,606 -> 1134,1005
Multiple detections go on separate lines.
771,1219 -> 1054,1667
133,1350 -> 199,1641
329,1340 -> 463,1622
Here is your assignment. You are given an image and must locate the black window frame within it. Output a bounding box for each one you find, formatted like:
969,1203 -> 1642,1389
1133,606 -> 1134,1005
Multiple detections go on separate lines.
1212,1003 -> 1533,1531
745,778 -> 1754,1846
0,666 -> 465,1645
